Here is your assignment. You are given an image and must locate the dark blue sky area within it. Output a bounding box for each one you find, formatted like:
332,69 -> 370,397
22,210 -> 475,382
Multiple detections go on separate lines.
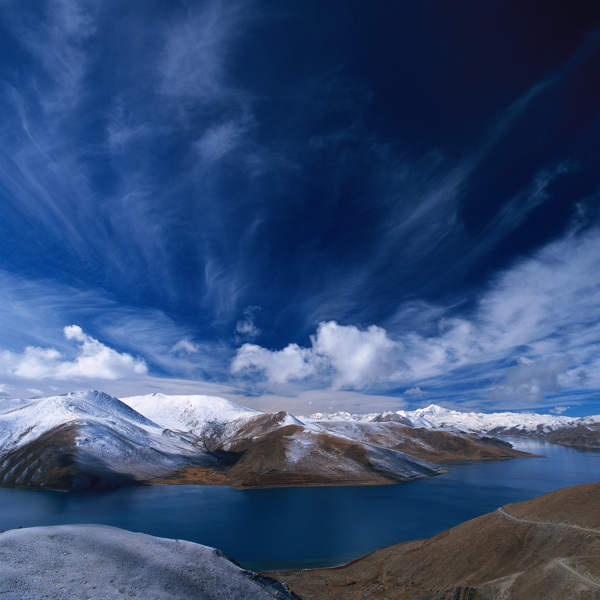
0,0 -> 599,414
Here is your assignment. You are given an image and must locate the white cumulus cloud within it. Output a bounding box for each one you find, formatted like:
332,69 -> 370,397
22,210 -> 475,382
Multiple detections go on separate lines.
0,325 -> 147,381
231,342 -> 317,385
232,227 -> 600,406
231,321 -> 409,391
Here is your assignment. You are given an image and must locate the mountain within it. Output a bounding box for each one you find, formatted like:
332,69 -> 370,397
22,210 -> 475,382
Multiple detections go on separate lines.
148,407 -> 529,489
306,404 -> 600,449
306,418 -> 526,463
0,391 -> 530,492
543,421 -> 600,449
0,524 -> 300,600
123,393 -> 261,440
147,409 -> 446,488
272,481 -> 600,600
0,391 -> 215,490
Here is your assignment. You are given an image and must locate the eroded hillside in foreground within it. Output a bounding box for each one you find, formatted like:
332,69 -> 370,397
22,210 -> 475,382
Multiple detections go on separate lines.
271,482 -> 600,600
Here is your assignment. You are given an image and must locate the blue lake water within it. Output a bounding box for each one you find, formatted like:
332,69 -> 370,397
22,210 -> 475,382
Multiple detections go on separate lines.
0,438 -> 598,571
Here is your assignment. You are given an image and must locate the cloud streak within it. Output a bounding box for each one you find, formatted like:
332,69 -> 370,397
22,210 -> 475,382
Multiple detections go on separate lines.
0,2 -> 598,413
232,226 -> 600,407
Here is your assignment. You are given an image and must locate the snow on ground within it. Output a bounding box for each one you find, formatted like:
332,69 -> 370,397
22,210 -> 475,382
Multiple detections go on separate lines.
278,412 -> 305,427
396,404 -> 576,433
306,404 -> 580,434
304,419 -> 386,443
0,391 -> 161,452
0,391 -> 210,483
285,434 -> 314,464
0,525 -> 298,600
579,415 -> 600,425
122,393 -> 261,436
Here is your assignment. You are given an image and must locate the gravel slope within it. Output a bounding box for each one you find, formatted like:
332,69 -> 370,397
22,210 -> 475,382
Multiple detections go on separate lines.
0,524 -> 302,600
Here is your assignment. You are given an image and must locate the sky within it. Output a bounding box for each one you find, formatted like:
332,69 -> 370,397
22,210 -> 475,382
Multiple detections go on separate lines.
1,0 -> 599,416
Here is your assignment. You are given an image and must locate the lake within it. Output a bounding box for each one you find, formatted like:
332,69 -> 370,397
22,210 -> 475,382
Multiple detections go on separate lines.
0,438 -> 598,571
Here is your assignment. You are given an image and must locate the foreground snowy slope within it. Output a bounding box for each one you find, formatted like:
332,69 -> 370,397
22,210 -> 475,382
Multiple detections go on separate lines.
0,525 -> 300,600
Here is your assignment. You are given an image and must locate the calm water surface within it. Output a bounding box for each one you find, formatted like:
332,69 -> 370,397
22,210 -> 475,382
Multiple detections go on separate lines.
0,438 -> 598,570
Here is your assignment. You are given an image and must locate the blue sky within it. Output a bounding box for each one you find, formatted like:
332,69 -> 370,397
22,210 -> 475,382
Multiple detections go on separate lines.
1,0 -> 599,416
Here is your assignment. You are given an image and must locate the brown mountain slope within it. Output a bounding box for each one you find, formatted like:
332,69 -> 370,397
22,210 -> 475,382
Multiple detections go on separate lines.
0,420 -> 216,491
544,424 -> 600,449
310,420 -> 528,462
154,422 -> 445,488
0,397 -> 531,492
155,414 -> 530,489
271,482 -> 600,600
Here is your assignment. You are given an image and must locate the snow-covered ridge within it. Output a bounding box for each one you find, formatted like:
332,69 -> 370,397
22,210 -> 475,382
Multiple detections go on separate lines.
122,393 -> 261,436
396,404 -> 577,433
304,403 -> 599,435
0,390 -> 162,452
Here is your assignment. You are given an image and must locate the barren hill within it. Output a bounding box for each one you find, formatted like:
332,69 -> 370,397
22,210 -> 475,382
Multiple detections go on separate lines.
0,391 -> 531,492
272,482 -> 600,600
153,411 -> 529,489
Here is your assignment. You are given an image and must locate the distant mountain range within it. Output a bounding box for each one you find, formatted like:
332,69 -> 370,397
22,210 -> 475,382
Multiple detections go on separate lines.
0,391 -> 530,492
306,403 -> 600,449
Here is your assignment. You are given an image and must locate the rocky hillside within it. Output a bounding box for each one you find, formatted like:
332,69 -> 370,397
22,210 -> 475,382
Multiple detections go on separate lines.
307,404 -> 600,449
543,421 -> 600,449
0,391 -> 215,491
150,410 -> 530,489
0,391 -> 530,492
272,482 -> 600,600
0,524 -> 301,600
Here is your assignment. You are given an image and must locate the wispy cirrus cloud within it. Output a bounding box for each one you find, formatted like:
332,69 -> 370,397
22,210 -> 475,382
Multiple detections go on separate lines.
232,226 -> 600,408
0,0 -> 262,330
157,0 -> 251,102
235,306 -> 262,341
171,339 -> 201,356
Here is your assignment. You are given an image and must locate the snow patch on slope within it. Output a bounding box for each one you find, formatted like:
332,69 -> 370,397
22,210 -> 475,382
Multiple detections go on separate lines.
122,393 -> 261,436
0,391 -> 161,452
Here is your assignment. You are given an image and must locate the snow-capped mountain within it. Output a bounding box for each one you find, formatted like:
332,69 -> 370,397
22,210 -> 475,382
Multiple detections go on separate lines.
0,391 -> 532,492
122,393 -> 261,439
0,391 -> 214,490
306,404 -> 600,448
395,404 -> 577,434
